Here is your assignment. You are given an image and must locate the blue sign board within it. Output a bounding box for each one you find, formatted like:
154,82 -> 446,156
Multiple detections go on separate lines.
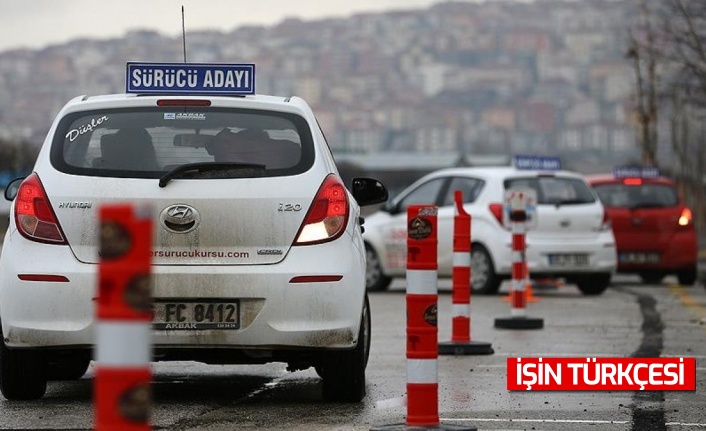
126,62 -> 255,95
513,155 -> 561,171
613,166 -> 660,178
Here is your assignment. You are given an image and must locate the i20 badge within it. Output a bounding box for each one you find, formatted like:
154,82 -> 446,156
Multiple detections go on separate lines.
160,204 -> 200,234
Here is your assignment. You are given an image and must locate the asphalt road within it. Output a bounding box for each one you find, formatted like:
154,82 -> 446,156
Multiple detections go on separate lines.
0,276 -> 704,430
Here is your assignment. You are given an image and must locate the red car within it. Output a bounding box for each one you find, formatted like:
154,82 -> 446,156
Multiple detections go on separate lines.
587,169 -> 697,285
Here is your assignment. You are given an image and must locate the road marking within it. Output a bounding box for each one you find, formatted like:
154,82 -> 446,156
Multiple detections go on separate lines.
492,352 -> 627,357
663,355 -> 706,359
450,419 -> 706,428
492,354 -> 706,359
443,417 -> 628,425
668,284 -> 706,314
667,284 -> 706,334
376,395 -> 407,409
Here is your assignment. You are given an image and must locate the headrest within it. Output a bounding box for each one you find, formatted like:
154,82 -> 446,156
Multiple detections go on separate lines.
114,128 -> 152,143
236,128 -> 269,141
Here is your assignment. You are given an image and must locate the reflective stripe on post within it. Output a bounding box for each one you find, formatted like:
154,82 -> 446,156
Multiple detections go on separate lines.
95,204 -> 153,431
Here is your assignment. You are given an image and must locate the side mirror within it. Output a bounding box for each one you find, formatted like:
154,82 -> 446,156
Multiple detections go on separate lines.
351,177 -> 388,207
4,177 -> 25,201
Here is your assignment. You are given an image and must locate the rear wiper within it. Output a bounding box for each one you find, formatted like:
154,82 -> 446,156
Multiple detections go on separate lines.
159,162 -> 266,188
549,199 -> 589,207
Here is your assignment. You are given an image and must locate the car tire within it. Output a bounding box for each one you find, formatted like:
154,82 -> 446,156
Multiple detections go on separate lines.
471,244 -> 501,295
46,352 -> 91,381
576,273 -> 611,296
639,271 -> 665,285
0,325 -> 47,400
320,293 -> 369,402
365,244 -> 392,292
677,267 -> 697,286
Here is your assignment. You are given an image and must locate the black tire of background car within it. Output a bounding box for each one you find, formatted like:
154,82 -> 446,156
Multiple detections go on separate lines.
471,244 -> 501,295
576,273 -> 611,295
46,351 -> 91,381
0,326 -> 47,400
365,244 -> 392,291
677,267 -> 697,286
321,293 -> 369,402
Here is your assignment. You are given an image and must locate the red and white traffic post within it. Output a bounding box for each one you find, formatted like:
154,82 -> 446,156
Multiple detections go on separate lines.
439,190 -> 493,355
373,205 -> 473,431
94,204 -> 153,431
494,189 -> 543,330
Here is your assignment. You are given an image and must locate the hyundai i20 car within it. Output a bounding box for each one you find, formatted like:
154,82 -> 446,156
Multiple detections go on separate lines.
363,165 -> 617,295
0,63 -> 387,401
588,170 -> 697,285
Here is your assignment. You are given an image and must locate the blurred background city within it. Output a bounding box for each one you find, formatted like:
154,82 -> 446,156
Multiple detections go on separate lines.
0,0 -> 704,226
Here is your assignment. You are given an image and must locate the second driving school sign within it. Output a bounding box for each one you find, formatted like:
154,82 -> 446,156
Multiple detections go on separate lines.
126,62 -> 255,95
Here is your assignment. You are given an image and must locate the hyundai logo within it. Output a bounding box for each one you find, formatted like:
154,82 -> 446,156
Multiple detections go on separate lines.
160,204 -> 200,233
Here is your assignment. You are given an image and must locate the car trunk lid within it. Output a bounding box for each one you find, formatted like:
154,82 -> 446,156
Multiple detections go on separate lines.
46,175 -> 318,265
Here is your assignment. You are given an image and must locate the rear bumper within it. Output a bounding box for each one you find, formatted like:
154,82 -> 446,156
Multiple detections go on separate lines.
492,231 -> 617,276
615,229 -> 698,272
0,230 -> 366,352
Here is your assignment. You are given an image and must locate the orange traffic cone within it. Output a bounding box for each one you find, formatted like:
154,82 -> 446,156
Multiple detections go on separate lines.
503,262 -> 538,302
525,278 -> 538,302
503,279 -> 538,302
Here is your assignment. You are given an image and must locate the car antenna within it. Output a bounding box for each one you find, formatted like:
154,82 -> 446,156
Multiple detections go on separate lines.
182,5 -> 188,62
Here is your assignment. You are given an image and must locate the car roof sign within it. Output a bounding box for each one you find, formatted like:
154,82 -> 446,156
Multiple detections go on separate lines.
613,166 -> 660,178
126,62 -> 255,95
513,155 -> 561,171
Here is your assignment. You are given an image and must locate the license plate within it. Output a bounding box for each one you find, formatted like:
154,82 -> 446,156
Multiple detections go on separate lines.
619,252 -> 660,264
152,300 -> 240,330
547,254 -> 589,267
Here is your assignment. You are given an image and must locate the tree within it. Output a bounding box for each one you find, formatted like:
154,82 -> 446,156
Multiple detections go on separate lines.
626,0 -> 706,231
626,0 -> 660,168
661,0 -> 706,107
660,0 -> 706,232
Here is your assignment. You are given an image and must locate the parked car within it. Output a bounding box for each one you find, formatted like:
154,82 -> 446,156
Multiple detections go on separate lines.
363,163 -> 617,295
587,168 -> 697,285
0,62 -> 388,401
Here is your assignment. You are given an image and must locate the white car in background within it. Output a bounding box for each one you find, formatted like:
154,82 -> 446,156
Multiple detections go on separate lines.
363,164 -> 617,295
0,63 -> 388,401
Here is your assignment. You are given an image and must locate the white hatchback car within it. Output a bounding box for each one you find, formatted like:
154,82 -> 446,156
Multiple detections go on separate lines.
363,165 -> 617,295
0,63 -> 387,401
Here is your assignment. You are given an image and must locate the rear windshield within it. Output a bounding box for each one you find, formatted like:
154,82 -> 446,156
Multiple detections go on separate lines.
593,183 -> 679,208
50,108 -> 314,178
505,176 -> 596,205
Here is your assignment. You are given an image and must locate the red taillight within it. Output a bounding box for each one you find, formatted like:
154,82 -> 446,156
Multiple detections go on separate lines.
294,175 -> 349,245
678,208 -> 693,227
14,173 -> 67,244
600,209 -> 611,231
489,203 -> 504,226
156,99 -> 211,107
